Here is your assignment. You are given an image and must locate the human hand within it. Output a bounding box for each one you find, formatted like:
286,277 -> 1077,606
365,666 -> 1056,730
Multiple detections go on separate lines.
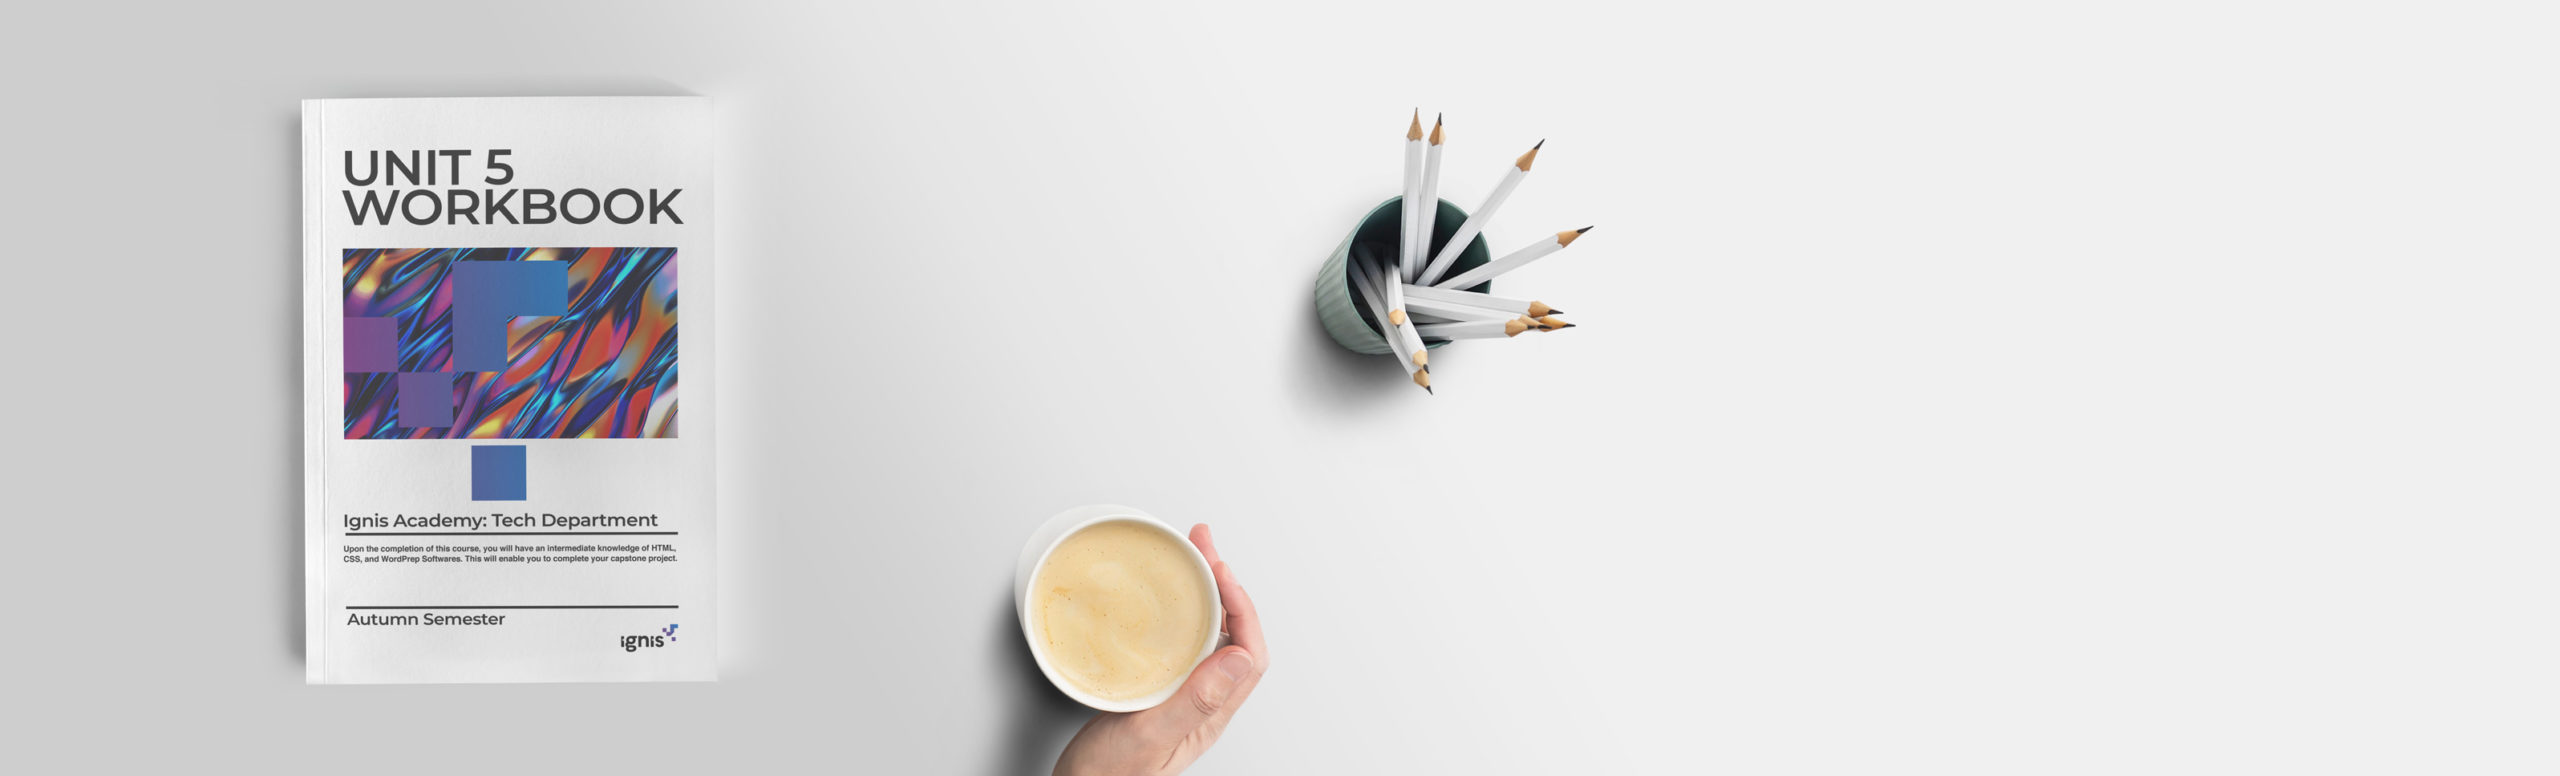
1053,523 -> 1267,776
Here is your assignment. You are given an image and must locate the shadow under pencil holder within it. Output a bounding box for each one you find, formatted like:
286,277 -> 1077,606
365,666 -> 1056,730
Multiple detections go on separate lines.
1314,196 -> 1494,355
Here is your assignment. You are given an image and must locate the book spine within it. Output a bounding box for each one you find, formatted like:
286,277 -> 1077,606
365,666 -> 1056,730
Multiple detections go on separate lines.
300,100 -> 325,682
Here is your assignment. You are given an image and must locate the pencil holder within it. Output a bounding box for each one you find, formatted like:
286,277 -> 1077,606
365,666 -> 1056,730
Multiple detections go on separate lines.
1314,196 -> 1494,354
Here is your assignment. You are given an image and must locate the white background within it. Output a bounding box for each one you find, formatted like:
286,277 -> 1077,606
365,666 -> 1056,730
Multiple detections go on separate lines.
8,1 -> 2557,773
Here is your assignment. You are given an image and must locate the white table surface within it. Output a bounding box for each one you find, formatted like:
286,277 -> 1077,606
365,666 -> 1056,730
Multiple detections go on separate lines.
11,1 -> 2557,773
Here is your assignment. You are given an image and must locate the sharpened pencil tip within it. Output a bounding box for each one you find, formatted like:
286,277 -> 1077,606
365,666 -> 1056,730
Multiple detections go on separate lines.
1578,225 -> 1594,233
1534,139 -> 1545,150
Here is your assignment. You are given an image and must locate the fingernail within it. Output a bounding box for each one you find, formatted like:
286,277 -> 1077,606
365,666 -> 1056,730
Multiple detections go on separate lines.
1214,651 -> 1252,681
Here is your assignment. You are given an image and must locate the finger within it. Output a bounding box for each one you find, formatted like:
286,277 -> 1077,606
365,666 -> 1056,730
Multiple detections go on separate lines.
1189,523 -> 1222,567
1138,646 -> 1259,742
1213,560 -> 1266,665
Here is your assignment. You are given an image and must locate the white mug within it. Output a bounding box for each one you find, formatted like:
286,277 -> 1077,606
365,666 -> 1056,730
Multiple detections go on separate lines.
1014,504 -> 1225,712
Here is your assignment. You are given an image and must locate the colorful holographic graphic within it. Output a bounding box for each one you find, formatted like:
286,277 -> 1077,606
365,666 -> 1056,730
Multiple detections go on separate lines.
343,247 -> 677,439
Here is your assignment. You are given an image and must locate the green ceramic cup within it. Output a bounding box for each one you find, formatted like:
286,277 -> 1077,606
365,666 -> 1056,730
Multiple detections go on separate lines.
1314,196 -> 1495,354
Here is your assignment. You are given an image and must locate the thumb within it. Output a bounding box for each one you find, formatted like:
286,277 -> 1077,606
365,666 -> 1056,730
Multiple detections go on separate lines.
1142,647 -> 1258,739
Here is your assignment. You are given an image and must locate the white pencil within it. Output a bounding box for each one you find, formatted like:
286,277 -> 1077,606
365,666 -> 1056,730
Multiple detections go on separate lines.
1417,317 -> 1537,340
1399,110 -> 1426,281
1412,114 -> 1445,282
1415,140 -> 1541,286
1407,305 -> 1516,323
1400,283 -> 1561,318
1401,294 -> 1529,323
1431,226 -> 1591,290
1347,247 -> 1389,324
1362,252 -> 1432,372
1348,251 -> 1433,392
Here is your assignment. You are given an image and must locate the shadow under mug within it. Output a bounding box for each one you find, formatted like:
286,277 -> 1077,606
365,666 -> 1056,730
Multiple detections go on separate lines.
1313,196 -> 1495,355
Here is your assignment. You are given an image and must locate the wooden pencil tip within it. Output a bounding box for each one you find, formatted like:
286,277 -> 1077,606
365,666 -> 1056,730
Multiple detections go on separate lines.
1516,141 -> 1542,171
1408,110 -> 1424,140
1557,228 -> 1585,247
1428,115 -> 1444,145
1412,349 -> 1429,367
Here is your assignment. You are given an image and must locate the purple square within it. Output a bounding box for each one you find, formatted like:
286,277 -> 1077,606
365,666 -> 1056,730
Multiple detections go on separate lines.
397,371 -> 455,428
345,317 -> 398,372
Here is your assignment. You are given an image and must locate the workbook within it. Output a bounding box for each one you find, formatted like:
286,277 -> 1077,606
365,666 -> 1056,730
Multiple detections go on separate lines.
301,97 -> 715,683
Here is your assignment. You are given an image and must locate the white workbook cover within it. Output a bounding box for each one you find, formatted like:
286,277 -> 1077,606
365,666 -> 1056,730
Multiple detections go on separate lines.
302,97 -> 714,683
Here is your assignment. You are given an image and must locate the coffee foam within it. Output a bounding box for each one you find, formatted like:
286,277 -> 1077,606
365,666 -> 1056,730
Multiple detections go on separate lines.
1033,520 -> 1216,701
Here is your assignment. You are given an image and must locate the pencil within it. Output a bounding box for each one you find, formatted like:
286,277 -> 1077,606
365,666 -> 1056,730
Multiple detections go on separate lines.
1347,245 -> 1391,327
1407,307 -> 1516,324
1416,317 -> 1537,340
1415,139 -> 1541,286
1400,293 -> 1530,323
1349,251 -> 1432,389
1431,227 -> 1590,290
1400,283 -> 1561,318
1534,315 -> 1574,330
1412,114 -> 1445,282
1362,252 -> 1432,371
1399,110 -> 1426,281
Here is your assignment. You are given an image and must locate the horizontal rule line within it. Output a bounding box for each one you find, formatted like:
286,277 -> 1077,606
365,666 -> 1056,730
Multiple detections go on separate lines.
348,532 -> 679,536
345,605 -> 680,610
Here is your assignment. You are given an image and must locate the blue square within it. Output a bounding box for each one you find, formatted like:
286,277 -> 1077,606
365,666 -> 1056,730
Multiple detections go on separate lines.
472,445 -> 526,501
396,371 -> 456,428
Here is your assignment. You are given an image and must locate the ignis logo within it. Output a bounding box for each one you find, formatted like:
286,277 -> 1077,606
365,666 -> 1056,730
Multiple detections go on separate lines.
618,624 -> 680,653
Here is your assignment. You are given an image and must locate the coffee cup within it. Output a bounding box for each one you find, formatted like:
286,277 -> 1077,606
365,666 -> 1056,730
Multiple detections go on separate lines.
1014,504 -> 1225,712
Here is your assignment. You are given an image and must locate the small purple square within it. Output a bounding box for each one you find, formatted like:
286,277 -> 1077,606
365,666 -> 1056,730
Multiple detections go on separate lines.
396,371 -> 456,428
345,317 -> 398,372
